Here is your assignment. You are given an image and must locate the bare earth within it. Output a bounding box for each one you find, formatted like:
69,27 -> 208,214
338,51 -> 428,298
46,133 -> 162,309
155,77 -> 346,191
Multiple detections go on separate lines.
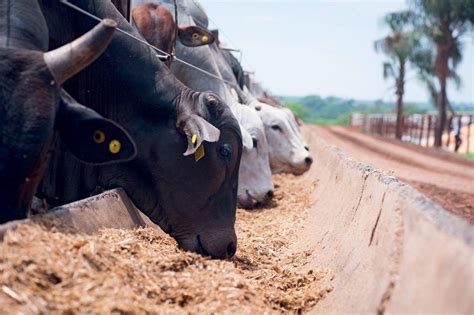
308,125 -> 474,224
0,174 -> 333,314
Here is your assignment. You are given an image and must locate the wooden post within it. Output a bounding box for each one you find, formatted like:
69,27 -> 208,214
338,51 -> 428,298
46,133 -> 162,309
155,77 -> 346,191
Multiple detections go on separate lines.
455,115 -> 462,152
446,116 -> 453,148
467,115 -> 473,153
409,116 -> 415,143
392,115 -> 395,137
415,116 -> 419,143
427,115 -> 432,147
419,116 -> 423,144
400,116 -> 404,139
413,116 -> 417,143
419,115 -> 425,145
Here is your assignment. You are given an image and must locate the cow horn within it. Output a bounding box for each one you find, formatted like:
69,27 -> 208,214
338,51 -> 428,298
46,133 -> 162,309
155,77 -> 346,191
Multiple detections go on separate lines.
43,19 -> 117,85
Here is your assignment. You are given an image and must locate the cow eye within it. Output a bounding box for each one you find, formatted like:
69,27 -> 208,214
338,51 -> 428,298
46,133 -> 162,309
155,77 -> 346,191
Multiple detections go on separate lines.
218,144 -> 232,159
252,138 -> 258,149
271,125 -> 282,131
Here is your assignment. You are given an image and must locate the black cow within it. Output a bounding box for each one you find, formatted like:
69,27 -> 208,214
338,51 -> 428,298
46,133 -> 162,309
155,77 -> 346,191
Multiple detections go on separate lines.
213,31 -> 245,91
0,0 -> 136,223
39,0 -> 242,259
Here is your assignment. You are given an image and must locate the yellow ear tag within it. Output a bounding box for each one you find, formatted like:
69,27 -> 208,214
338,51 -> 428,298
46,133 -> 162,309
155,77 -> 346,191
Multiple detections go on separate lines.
202,35 -> 209,43
191,134 -> 198,146
93,130 -> 106,144
109,140 -> 121,154
192,33 -> 199,40
194,144 -> 205,162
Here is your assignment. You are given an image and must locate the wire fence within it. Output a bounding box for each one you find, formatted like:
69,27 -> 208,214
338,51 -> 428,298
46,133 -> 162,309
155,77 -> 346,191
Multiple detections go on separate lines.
354,113 -> 474,154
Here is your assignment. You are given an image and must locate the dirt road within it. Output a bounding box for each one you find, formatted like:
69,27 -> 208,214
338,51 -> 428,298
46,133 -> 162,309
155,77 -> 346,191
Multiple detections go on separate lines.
306,125 -> 474,224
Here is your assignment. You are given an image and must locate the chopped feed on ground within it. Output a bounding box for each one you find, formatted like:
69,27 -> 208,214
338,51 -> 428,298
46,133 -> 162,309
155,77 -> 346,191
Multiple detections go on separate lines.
0,174 -> 333,313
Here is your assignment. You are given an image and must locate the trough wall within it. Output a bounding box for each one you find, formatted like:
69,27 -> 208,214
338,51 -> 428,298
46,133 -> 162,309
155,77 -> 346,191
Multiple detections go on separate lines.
302,127 -> 474,314
0,189 -> 159,240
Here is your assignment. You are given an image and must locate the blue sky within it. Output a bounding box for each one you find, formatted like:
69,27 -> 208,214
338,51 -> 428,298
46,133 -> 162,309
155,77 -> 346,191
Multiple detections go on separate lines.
200,0 -> 473,104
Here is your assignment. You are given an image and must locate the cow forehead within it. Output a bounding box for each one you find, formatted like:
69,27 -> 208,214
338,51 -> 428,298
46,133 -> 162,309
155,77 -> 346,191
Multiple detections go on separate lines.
261,104 -> 289,124
240,105 -> 265,130
158,0 -> 205,26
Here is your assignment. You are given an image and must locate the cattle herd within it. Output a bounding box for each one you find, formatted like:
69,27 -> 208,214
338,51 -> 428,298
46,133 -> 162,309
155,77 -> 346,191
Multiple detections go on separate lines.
0,0 -> 312,259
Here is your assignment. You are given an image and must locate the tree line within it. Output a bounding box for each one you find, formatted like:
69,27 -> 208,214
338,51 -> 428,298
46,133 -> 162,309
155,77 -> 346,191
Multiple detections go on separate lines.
375,0 -> 474,146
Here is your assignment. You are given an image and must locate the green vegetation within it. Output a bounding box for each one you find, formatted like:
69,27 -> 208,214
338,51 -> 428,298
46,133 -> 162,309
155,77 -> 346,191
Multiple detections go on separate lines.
281,96 -> 429,126
284,95 -> 354,125
285,101 -> 311,121
464,153 -> 474,161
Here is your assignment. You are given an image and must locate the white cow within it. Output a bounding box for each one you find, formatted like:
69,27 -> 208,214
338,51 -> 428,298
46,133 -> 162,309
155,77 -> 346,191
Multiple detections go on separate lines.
231,103 -> 274,208
244,87 -> 312,175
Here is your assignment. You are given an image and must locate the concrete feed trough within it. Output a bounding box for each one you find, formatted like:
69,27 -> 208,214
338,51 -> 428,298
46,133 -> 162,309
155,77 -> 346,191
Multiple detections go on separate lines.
0,130 -> 472,313
302,129 -> 473,313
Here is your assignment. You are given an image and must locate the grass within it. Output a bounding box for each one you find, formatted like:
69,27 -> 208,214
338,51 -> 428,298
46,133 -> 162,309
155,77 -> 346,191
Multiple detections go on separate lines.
464,153 -> 474,160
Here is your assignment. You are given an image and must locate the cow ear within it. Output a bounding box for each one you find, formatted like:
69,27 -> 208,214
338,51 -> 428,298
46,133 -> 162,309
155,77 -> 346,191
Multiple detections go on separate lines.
240,125 -> 253,150
177,25 -> 215,47
56,90 -> 137,164
178,114 -> 220,156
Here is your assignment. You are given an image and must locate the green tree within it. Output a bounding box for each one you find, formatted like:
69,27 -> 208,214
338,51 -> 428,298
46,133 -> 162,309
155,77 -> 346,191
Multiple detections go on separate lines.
410,42 -> 458,116
411,0 -> 474,146
285,101 -> 310,122
374,11 -> 420,139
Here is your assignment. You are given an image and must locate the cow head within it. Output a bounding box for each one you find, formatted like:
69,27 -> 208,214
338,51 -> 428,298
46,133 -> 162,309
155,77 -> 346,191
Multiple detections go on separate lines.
0,2 -> 136,224
231,104 -> 273,209
99,92 -> 241,259
251,102 -> 313,175
177,25 -> 215,47
131,2 -> 214,67
131,3 -> 177,67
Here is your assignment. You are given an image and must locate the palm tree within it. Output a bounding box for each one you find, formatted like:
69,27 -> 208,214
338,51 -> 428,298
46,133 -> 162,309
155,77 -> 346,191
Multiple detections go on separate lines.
410,43 -> 458,117
411,0 -> 474,147
375,11 -> 419,139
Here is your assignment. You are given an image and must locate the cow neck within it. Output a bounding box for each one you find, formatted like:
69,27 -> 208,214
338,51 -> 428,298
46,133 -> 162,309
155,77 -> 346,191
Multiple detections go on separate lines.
210,43 -> 250,105
0,0 -> 49,51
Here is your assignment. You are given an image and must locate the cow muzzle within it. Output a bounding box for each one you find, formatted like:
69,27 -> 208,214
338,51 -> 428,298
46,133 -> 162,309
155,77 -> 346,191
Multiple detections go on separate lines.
179,229 -> 237,259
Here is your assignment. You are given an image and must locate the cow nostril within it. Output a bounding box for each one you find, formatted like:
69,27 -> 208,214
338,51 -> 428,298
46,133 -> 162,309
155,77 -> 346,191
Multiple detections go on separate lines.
305,157 -> 313,165
266,190 -> 274,198
227,242 -> 236,257
304,145 -> 310,152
